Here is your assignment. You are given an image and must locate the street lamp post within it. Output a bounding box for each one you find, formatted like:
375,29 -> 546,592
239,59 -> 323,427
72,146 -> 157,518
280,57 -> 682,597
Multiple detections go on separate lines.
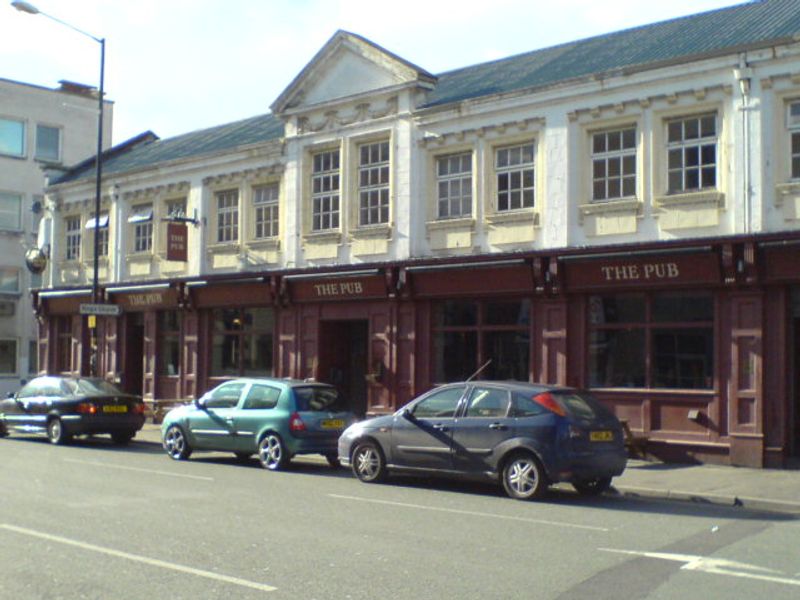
13,1 -> 106,375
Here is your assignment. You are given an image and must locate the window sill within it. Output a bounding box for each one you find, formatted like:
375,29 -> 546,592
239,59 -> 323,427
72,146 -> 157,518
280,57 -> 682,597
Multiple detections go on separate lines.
775,181 -> 800,205
425,217 -> 475,231
205,243 -> 241,255
125,252 -> 157,263
303,231 -> 342,243
654,190 -> 724,209
350,224 -> 392,239
486,210 -> 538,226
247,237 -> 281,250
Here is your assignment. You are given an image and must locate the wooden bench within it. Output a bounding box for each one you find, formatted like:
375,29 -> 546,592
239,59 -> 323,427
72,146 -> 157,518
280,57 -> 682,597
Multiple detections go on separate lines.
620,420 -> 648,459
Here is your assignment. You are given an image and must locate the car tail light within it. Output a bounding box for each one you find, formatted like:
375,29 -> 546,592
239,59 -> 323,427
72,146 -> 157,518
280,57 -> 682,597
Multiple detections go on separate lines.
132,403 -> 145,415
532,392 -> 567,417
77,402 -> 97,415
289,412 -> 306,433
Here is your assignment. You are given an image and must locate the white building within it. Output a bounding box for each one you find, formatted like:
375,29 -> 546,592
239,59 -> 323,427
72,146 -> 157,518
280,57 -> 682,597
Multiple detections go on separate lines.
0,77 -> 112,396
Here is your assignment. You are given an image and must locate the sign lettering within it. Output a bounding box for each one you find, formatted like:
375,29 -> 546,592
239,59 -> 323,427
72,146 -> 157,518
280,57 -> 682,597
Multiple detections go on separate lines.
127,292 -> 164,307
600,262 -> 680,282
166,222 -> 188,262
313,281 -> 364,297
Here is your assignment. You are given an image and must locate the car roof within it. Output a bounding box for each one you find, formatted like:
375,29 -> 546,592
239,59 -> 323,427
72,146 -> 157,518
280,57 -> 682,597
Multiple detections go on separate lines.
217,377 -> 334,389
440,381 -> 576,394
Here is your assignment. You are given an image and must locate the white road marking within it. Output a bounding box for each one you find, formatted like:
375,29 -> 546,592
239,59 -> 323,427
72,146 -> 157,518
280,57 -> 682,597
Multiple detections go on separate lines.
0,524 -> 276,592
600,548 -> 800,587
63,458 -> 214,481
328,493 -> 609,531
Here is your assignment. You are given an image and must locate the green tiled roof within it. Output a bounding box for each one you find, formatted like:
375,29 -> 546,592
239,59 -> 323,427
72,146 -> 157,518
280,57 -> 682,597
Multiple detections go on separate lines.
52,112 -> 283,185
424,0 -> 800,107
54,1 -> 800,185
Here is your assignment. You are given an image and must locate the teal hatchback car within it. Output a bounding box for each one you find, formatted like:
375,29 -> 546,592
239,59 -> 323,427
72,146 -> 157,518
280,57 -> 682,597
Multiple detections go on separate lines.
161,378 -> 356,470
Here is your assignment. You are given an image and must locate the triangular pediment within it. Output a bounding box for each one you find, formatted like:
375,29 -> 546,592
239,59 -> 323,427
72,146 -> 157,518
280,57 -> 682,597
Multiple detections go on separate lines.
271,31 -> 436,114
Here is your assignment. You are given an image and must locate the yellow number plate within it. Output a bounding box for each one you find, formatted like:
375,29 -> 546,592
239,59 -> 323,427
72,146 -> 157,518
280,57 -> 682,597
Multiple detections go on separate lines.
321,419 -> 344,429
590,430 -> 613,442
103,405 -> 128,413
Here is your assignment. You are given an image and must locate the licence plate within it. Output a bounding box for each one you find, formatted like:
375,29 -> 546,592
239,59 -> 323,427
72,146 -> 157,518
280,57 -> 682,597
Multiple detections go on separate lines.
590,430 -> 613,442
321,419 -> 344,430
103,405 -> 128,414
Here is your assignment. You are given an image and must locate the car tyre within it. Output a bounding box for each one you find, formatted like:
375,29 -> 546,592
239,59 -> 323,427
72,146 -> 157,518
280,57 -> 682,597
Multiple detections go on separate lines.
573,476 -> 612,496
258,433 -> 289,471
501,452 -> 547,500
0,419 -> 8,438
325,453 -> 341,469
46,418 -> 71,445
111,431 -> 136,445
163,425 -> 192,460
351,441 -> 387,483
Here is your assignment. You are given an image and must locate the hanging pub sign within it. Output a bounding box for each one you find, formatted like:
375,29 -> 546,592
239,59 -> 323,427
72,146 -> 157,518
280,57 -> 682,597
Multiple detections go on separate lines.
166,222 -> 188,262
564,251 -> 721,290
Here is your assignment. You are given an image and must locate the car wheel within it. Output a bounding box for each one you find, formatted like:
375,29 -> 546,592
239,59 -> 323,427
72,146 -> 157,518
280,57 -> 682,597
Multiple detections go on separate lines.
163,425 -> 192,460
325,453 -> 341,469
351,441 -> 386,483
258,433 -> 289,471
573,477 -> 612,496
0,419 -> 8,438
111,431 -> 136,445
46,418 -> 71,445
501,452 -> 547,500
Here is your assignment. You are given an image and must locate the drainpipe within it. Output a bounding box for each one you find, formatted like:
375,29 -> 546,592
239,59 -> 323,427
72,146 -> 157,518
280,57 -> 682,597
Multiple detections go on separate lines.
734,57 -> 753,234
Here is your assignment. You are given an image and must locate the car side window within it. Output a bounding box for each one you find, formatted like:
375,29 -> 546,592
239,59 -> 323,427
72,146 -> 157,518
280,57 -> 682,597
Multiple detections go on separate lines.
16,380 -> 43,399
207,383 -> 245,408
511,392 -> 547,417
411,386 -> 465,418
464,387 -> 510,418
243,385 -> 281,410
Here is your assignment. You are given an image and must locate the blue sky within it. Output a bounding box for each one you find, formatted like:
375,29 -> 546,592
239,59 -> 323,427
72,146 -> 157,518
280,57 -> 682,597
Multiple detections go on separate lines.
2,0 -> 742,145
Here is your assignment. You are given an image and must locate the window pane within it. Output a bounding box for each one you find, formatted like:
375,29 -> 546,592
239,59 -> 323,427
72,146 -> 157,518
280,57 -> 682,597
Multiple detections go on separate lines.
35,125 -> 60,161
483,331 -> 529,381
0,118 -> 24,156
652,293 -> 713,322
588,295 -> 645,324
0,340 -> 16,374
0,193 -> 22,230
652,328 -> 713,389
433,300 -> 477,327
588,329 -> 645,387
433,331 -> 477,382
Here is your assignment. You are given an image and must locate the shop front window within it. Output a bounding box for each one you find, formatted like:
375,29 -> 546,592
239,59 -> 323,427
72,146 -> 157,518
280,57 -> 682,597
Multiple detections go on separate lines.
588,292 -> 713,389
432,299 -> 530,383
158,311 -> 181,376
211,307 -> 274,377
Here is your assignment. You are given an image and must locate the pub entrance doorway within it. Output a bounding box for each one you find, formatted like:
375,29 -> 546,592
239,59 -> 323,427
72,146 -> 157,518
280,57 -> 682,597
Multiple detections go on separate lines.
124,312 -> 144,396
793,317 -> 800,458
318,320 -> 368,417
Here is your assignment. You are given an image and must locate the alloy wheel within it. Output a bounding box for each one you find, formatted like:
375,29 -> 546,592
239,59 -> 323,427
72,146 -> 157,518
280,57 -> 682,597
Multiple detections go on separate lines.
163,425 -> 191,460
258,434 -> 287,471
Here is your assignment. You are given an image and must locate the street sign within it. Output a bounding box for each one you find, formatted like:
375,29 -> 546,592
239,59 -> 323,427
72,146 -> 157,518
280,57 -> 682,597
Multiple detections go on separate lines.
79,303 -> 122,317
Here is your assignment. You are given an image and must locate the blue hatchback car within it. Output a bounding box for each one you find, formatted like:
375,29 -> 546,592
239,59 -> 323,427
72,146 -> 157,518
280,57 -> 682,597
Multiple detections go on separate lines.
162,378 -> 356,470
338,381 -> 627,500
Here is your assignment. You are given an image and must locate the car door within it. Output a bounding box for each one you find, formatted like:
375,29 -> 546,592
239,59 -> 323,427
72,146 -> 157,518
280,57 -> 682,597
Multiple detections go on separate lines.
3,378 -> 50,432
390,385 -> 466,471
450,384 -> 514,474
232,383 -> 282,452
187,381 -> 245,450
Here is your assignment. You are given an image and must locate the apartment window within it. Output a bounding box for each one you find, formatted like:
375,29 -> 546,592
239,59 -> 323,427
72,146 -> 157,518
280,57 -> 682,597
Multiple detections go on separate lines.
432,299 -> 530,383
588,292 -> 714,389
0,269 -> 19,294
437,152 -> 472,219
0,339 -> 16,375
35,124 -> 61,162
496,143 -> 535,211
0,192 -> 22,230
311,150 -> 340,231
359,141 -> 390,225
166,199 -> 186,219
254,184 -> 279,238
158,311 -> 181,376
86,213 -> 109,258
592,127 -> 636,201
666,114 -> 717,193
216,190 -> 239,242
0,117 -> 24,157
789,101 -> 800,179
129,204 -> 153,253
65,216 -> 81,261
211,307 -> 274,377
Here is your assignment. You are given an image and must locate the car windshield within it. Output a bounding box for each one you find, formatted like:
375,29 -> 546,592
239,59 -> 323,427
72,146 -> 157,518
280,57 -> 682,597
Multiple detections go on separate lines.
293,386 -> 344,412
64,378 -> 124,397
552,391 -> 614,420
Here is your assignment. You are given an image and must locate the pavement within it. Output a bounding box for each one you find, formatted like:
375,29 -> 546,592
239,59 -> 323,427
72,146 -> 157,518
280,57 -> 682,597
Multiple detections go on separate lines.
135,423 -> 800,514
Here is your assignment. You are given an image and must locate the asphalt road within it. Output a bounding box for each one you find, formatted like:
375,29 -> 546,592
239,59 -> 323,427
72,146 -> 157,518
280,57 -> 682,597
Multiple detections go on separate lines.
1,434 -> 799,600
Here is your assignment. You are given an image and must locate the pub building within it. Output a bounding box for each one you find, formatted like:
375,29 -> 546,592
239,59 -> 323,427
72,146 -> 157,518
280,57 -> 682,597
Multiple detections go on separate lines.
30,5 -> 800,468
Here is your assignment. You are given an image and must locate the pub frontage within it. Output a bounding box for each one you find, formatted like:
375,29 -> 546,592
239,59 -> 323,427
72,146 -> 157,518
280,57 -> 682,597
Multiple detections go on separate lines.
32,232 -> 800,468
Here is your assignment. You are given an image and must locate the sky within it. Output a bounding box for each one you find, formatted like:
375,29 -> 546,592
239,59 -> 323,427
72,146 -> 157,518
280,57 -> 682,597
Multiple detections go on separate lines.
1,0 -> 745,146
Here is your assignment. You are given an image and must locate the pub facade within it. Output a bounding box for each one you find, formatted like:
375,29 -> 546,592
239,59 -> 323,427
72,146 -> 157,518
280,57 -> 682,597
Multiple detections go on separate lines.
33,4 -> 800,467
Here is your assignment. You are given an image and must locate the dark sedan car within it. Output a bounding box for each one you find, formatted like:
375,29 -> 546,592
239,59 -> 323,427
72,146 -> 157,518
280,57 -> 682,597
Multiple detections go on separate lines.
0,376 -> 145,445
338,381 -> 627,500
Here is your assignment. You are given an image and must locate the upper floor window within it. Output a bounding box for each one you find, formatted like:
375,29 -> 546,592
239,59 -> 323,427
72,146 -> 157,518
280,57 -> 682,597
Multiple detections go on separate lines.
166,198 -> 186,219
312,150 -> 340,231
437,152 -> 472,219
496,143 -> 535,211
788,101 -> 800,180
65,215 -> 81,261
129,204 -> 153,253
592,127 -> 636,201
216,190 -> 239,242
0,339 -> 17,376
35,124 -> 61,162
666,114 -> 716,194
0,192 -> 21,230
358,141 -> 390,225
0,268 -> 19,294
253,184 -> 279,239
0,117 -> 25,157
86,213 -> 109,257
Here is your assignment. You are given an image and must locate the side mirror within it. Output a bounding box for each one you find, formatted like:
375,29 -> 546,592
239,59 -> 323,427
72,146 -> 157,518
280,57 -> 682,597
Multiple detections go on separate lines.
194,396 -> 208,409
6,391 -> 15,399
401,407 -> 415,421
